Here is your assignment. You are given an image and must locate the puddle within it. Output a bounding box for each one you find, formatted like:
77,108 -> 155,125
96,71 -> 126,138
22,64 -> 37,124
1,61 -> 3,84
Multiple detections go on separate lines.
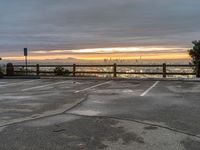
70,110 -> 101,116
23,114 -> 79,127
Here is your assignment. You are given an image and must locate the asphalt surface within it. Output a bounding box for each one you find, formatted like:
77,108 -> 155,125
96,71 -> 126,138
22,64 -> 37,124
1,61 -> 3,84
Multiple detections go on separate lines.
0,79 -> 200,150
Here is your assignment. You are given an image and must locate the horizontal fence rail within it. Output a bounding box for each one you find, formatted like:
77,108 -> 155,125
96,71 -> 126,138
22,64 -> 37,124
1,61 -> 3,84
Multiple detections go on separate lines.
12,63 -> 200,78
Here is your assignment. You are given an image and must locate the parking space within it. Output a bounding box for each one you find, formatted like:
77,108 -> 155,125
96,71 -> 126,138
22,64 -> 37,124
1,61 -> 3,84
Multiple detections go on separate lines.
69,80 -> 200,135
0,79 -> 200,150
0,79 -> 106,126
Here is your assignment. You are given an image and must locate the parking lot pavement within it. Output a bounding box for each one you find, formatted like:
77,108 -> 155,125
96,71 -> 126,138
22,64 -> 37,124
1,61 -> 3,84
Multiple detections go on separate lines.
0,79 -> 200,150
1,114 -> 200,150
69,80 -> 200,135
0,79 -> 107,126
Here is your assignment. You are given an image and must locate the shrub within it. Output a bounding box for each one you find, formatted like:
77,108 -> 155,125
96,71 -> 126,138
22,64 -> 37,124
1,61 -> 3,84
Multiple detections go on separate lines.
54,66 -> 70,76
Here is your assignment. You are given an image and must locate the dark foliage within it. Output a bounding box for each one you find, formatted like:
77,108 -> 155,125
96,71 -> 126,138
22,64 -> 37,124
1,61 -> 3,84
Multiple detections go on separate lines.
54,66 -> 70,76
188,40 -> 200,73
188,40 -> 200,65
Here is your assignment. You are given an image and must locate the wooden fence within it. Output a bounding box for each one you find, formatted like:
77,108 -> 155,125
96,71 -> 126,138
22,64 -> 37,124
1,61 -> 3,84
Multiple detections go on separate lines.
13,63 -> 200,78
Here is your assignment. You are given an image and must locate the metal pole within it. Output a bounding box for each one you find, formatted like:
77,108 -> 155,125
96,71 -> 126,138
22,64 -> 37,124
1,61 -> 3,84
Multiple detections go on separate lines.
25,55 -> 28,76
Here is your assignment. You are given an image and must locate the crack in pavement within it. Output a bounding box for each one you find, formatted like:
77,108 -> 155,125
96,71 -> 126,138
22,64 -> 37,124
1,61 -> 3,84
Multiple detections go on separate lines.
66,113 -> 200,139
1,80 -> 200,142
0,94 -> 89,128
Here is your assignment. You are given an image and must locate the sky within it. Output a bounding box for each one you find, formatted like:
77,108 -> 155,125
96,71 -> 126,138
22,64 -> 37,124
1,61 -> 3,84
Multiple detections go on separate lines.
1,0 -> 200,60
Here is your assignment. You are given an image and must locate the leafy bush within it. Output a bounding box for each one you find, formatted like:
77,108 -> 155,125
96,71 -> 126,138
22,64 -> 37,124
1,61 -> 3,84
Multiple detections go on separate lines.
54,66 -> 70,76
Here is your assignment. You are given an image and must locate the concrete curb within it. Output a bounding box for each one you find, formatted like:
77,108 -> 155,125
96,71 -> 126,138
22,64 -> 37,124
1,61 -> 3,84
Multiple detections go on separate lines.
41,76 -> 200,82
1,76 -> 200,82
0,76 -> 40,79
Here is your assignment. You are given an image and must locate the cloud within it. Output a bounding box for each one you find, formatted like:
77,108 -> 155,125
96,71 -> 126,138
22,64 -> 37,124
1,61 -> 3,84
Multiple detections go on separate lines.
31,47 -> 186,55
0,0 -> 200,55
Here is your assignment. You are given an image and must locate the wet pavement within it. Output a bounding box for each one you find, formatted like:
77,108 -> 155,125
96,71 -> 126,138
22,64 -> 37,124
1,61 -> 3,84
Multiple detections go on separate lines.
0,79 -> 200,150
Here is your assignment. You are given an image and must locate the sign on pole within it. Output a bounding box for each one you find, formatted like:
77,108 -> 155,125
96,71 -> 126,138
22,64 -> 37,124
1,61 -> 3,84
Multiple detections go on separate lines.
24,48 -> 28,56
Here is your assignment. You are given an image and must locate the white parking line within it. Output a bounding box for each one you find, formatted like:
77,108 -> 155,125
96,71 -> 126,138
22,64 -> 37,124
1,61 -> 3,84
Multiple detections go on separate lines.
75,80 -> 112,93
22,81 -> 68,91
140,81 -> 159,97
0,80 -> 39,88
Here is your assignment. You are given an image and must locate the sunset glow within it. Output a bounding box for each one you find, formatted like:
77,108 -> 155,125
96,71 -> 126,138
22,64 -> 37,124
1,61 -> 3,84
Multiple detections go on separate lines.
1,46 -> 189,61
31,47 -> 186,54
2,52 -> 189,61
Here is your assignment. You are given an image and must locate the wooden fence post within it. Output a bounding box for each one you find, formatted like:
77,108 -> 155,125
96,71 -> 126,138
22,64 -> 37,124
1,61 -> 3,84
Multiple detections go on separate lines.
113,63 -> 117,77
163,63 -> 166,78
36,64 -> 40,76
196,63 -> 200,78
73,64 -> 76,77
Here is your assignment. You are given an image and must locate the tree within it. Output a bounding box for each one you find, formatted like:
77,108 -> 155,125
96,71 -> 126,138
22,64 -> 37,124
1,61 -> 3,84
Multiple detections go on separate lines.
188,40 -> 200,65
188,40 -> 200,77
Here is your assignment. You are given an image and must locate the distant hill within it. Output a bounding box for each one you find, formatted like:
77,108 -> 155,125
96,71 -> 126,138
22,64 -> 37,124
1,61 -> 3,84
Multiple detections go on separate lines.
43,57 -> 78,61
66,57 -> 78,61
